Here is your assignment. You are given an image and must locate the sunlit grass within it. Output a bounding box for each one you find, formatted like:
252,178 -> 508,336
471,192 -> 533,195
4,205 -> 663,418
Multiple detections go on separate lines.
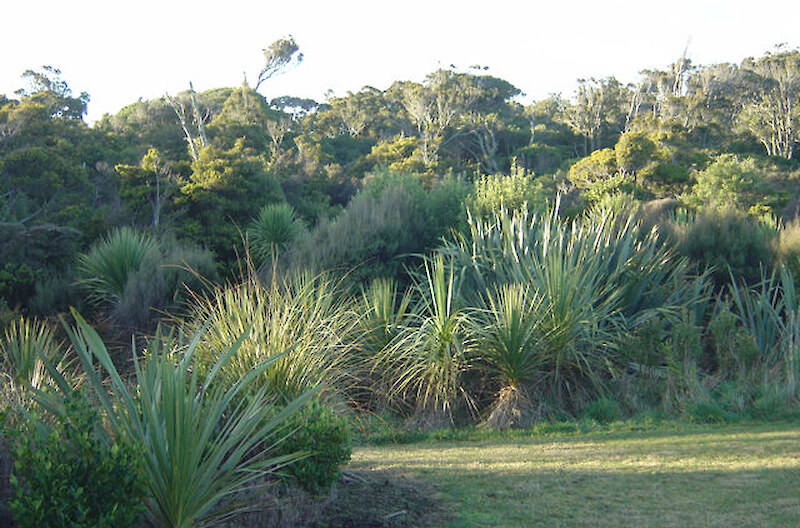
352,423 -> 800,527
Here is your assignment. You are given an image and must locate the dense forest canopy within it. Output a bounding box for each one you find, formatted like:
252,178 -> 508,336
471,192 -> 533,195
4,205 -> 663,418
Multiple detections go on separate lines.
1,45 -> 800,319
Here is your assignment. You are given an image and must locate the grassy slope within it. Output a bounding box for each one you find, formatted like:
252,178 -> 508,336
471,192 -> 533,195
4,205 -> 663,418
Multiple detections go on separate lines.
351,423 -> 800,527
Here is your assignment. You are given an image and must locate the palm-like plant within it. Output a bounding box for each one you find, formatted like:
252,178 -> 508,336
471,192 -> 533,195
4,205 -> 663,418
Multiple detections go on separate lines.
41,309 -> 310,528
380,255 -> 474,426
728,266 -> 800,395
356,278 -> 413,408
0,317 -> 70,411
439,202 -> 703,413
77,226 -> 159,306
358,278 -> 412,358
472,283 -> 544,428
247,202 -> 305,266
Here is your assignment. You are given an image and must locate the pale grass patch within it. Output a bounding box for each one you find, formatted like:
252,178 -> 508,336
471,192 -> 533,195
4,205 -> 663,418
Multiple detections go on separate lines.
352,424 -> 800,528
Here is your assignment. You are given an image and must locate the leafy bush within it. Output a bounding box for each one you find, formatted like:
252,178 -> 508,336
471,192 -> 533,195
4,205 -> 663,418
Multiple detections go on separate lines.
79,227 -> 218,330
275,400 -> 351,494
288,170 -> 468,289
580,398 -> 621,424
467,163 -> 547,218
669,208 -> 777,288
683,154 -> 766,214
8,393 -> 146,528
112,235 -> 218,330
685,400 -> 737,424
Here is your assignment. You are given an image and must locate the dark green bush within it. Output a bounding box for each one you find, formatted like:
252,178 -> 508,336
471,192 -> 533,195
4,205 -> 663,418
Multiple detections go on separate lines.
580,398 -> 622,424
670,208 -> 777,288
686,400 -> 738,424
288,170 -> 468,288
276,400 -> 351,494
8,393 -> 146,528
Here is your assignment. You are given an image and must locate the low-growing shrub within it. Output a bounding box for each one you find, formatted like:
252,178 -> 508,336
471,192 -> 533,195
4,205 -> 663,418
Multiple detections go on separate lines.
275,400 -> 351,494
8,393 -> 146,528
686,400 -> 741,424
580,398 -> 622,424
669,208 -> 777,288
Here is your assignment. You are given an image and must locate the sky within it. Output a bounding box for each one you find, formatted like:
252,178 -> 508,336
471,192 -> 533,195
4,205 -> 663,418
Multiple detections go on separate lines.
3,0 -> 799,123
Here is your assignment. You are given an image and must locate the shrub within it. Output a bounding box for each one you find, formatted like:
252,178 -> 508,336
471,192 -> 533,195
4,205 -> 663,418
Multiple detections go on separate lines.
777,219 -> 800,288
275,400 -> 351,494
683,154 -> 766,214
686,400 -> 737,424
472,283 -> 544,429
580,398 -> 622,424
8,393 -> 146,528
0,316 -> 62,390
467,163 -> 547,218
288,170 -> 468,289
186,271 -> 359,406
379,255 -> 474,426
112,236 -> 218,330
79,228 -> 218,331
669,208 -> 777,288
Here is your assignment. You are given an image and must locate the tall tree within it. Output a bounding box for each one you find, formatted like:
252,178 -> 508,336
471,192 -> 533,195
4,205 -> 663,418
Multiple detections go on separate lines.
738,49 -> 800,159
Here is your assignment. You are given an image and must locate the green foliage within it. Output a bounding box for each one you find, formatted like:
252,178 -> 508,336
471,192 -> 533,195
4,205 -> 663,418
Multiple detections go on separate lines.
0,316 -> 60,390
289,170 -> 467,288
472,283 -> 544,428
77,226 -> 160,306
112,236 -> 218,330
78,227 -> 217,329
467,162 -> 548,217
46,310 -> 311,528
440,203 -> 704,414
684,155 -> 767,213
247,202 -> 305,265
8,393 -> 146,528
115,147 -> 179,228
568,148 -> 617,189
358,278 -> 412,359
176,141 -> 285,269
615,131 -> 658,174
777,219 -> 800,287
669,208 -> 778,288
379,255 -> 473,425
187,272 -> 358,406
365,136 -> 426,173
274,400 -> 351,494
580,398 -> 622,424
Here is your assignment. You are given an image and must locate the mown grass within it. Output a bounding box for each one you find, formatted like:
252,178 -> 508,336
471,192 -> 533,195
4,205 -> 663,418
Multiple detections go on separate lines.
351,422 -> 800,527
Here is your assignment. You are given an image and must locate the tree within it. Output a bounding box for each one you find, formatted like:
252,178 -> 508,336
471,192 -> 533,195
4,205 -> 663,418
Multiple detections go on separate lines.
738,49 -> 800,159
15,66 -> 89,120
684,154 -> 765,213
115,148 -> 177,228
174,140 -> 285,268
565,77 -> 628,156
254,36 -> 303,92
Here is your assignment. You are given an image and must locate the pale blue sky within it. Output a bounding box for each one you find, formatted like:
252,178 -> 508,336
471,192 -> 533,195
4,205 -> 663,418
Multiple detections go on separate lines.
3,0 -> 799,123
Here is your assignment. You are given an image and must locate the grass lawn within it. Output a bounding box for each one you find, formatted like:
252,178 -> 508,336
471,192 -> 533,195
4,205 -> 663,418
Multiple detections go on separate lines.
350,422 -> 800,527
